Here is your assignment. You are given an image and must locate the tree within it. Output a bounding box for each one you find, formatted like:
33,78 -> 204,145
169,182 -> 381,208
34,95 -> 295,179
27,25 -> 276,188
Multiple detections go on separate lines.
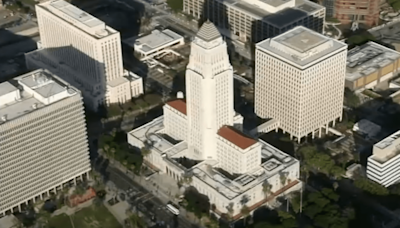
240,205 -> 250,225
344,88 -> 360,108
36,209 -> 51,227
226,203 -> 234,219
354,178 -> 389,196
74,185 -> 86,196
166,0 -> 183,12
262,181 -> 272,197
280,172 -> 288,187
141,147 -> 151,158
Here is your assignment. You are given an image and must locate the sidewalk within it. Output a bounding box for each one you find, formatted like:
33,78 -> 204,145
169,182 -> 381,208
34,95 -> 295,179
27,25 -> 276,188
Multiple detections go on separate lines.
101,152 -> 203,226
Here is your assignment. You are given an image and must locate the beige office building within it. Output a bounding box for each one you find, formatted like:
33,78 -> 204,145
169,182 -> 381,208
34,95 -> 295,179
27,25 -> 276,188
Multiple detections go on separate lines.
255,26 -> 347,142
0,69 -> 91,216
345,42 -> 400,91
26,0 -> 143,111
184,0 -> 325,43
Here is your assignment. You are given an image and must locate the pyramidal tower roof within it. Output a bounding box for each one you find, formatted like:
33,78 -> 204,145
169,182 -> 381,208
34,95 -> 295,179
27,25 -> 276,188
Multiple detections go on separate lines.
196,21 -> 221,42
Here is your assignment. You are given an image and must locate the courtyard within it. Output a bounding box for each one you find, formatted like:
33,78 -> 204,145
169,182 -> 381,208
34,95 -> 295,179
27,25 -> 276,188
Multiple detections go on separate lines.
48,204 -> 121,228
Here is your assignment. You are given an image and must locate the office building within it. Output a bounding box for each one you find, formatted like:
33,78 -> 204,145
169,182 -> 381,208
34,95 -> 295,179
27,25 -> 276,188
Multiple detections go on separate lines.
126,29 -> 184,58
346,42 -> 400,91
184,0 -> 325,43
322,0 -> 380,27
26,0 -> 143,111
367,130 -> 400,187
0,69 -> 91,216
255,26 -> 347,142
128,22 -> 301,217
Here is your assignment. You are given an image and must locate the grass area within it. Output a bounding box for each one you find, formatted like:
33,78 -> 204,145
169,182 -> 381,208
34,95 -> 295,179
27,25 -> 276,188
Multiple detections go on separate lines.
48,205 -> 121,228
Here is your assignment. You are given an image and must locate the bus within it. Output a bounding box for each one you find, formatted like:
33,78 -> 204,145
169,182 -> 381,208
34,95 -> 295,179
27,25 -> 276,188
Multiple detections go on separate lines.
166,203 -> 180,215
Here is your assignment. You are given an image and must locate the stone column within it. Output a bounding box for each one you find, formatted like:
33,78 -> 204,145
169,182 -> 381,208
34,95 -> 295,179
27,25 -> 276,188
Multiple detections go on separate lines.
312,131 -> 315,139
333,119 -> 336,127
319,128 -> 322,138
325,124 -> 329,134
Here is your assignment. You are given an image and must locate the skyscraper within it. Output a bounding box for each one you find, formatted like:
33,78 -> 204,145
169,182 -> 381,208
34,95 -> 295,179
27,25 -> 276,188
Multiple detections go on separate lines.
0,69 -> 91,216
186,21 -> 235,160
26,0 -> 143,110
255,26 -> 347,142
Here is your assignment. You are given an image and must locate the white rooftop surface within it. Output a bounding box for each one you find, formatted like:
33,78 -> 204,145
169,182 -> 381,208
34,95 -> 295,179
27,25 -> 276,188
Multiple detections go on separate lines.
257,26 -> 347,68
107,76 -> 129,87
223,0 -> 323,20
370,130 -> 400,163
192,140 -> 297,200
0,69 -> 78,124
0,81 -> 18,96
134,29 -> 183,53
129,115 -> 298,200
346,42 -> 400,81
39,0 -> 116,38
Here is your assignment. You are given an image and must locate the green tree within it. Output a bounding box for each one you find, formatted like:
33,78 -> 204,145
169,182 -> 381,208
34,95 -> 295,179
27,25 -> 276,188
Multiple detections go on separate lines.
344,88 -> 360,108
141,147 -> 151,158
354,178 -> 389,196
166,0 -> 183,12
240,205 -> 250,225
262,181 -> 272,197
392,1 -> 400,11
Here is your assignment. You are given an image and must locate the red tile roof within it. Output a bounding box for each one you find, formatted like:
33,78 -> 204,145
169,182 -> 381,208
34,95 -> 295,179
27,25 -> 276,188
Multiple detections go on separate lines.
166,99 -> 187,115
217,125 -> 257,150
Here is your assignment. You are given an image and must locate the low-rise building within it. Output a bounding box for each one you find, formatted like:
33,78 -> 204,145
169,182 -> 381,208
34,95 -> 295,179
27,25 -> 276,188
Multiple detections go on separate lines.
367,130 -> 400,187
126,29 -> 184,58
0,69 -> 91,216
345,42 -> 400,91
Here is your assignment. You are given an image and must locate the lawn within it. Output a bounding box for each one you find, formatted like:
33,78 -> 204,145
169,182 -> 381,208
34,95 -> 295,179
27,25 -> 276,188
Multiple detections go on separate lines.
48,205 -> 121,228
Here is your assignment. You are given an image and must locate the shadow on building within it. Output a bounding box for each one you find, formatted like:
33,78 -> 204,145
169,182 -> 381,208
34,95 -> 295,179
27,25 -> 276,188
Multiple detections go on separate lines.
0,29 -> 37,83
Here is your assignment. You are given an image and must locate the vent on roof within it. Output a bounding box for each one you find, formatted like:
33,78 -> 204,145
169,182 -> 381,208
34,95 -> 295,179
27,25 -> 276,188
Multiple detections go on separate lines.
1,115 -> 7,122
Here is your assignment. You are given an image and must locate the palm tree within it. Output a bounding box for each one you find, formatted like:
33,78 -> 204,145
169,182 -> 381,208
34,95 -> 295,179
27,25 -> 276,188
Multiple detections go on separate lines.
280,172 -> 288,187
262,181 -> 272,198
240,205 -> 250,225
36,209 -> 51,227
141,147 -> 151,158
226,203 -> 234,219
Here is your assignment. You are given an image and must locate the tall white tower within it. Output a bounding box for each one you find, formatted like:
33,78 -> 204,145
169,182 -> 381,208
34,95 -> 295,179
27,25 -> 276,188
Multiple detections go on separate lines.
186,21 -> 234,160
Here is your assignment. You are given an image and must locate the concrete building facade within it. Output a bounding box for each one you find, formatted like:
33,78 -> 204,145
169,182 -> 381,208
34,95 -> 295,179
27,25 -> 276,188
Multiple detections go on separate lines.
184,0 -> 325,43
367,130 -> 400,187
345,42 -> 400,91
0,69 -> 91,216
255,26 -> 347,142
26,0 -> 143,111
128,22 -> 301,217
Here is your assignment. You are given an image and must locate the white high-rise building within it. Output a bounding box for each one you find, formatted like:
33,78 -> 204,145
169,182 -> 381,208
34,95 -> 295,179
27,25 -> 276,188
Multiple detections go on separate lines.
255,26 -> 347,142
367,130 -> 400,187
26,0 -> 143,111
128,22 -> 301,217
186,22 -> 235,160
0,69 -> 91,216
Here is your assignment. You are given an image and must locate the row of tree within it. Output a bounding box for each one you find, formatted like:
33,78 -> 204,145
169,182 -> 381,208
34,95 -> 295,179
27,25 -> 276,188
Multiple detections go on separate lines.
99,129 -> 148,174
297,146 -> 345,179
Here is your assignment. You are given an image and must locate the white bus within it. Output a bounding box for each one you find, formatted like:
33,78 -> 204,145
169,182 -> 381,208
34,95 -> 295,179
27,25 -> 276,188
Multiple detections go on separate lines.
166,203 -> 180,215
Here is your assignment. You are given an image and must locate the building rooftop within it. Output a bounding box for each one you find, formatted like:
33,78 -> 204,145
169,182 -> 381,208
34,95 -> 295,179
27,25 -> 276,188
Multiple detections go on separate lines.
0,82 -> 18,97
223,0 -> 322,21
257,26 -> 347,68
133,29 -> 183,53
375,130 -> 400,150
197,21 -> 221,42
0,69 -> 78,124
346,42 -> 400,81
192,139 -> 298,199
166,99 -> 187,115
218,125 -> 257,150
38,0 -> 117,39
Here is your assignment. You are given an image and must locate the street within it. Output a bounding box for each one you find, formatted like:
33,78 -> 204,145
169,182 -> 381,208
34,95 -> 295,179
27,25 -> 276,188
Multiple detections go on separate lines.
94,157 -> 198,228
